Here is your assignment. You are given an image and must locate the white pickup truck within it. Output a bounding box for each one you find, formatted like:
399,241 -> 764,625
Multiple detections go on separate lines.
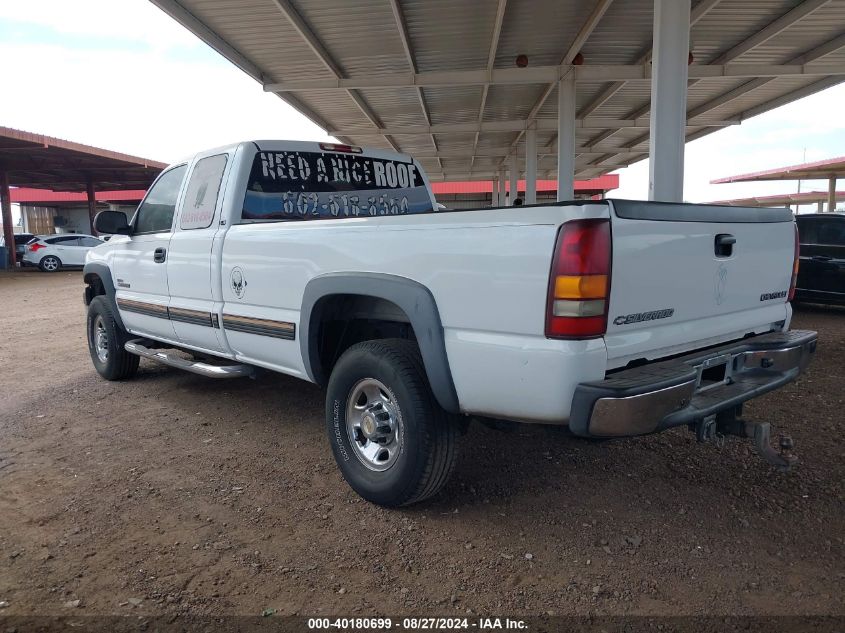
84,140 -> 817,507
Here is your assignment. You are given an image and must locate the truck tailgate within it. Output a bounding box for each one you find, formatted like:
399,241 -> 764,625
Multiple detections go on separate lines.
604,200 -> 795,369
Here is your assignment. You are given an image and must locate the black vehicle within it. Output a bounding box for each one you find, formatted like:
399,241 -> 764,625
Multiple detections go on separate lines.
794,213 -> 845,305
0,233 -> 35,265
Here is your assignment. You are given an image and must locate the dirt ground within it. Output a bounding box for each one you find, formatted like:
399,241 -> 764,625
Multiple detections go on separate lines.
0,269 -> 842,618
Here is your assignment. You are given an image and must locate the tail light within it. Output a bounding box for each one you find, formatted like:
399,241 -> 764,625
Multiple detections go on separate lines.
29,243 -> 46,252
319,143 -> 362,154
788,223 -> 800,301
545,219 -> 611,339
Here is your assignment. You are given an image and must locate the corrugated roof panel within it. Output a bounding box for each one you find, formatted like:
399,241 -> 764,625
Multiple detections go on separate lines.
741,1 -> 845,64
432,133 -> 476,151
484,84 -> 550,121
165,0 -> 845,182
494,0 -> 595,68
580,0 -> 653,64
402,0 -> 495,72
293,89 -> 377,131
291,0 -> 410,76
356,88 -> 428,127
186,0 -> 331,81
424,86 -> 484,125
691,0 -> 802,64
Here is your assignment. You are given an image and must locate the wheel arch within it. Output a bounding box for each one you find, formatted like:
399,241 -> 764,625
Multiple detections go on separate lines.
83,262 -> 126,331
301,273 -> 460,414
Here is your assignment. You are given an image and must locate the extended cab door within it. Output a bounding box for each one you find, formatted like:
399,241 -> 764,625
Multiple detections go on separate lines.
166,151 -> 233,354
112,164 -> 187,342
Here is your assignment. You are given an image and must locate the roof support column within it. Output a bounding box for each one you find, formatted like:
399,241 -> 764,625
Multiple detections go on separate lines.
86,177 -> 98,236
817,200 -> 824,212
829,176 -> 837,212
525,127 -> 537,204
509,154 -> 519,205
491,176 -> 499,207
557,73 -> 576,201
648,0 -> 691,202
1,171 -> 16,268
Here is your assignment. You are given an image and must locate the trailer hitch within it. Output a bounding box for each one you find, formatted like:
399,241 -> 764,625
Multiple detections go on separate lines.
693,408 -> 798,472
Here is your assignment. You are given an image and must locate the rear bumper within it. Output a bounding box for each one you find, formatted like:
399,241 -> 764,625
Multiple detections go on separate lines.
569,330 -> 817,438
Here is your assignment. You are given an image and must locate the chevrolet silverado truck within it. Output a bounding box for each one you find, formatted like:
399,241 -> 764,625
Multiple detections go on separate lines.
83,140 -> 817,507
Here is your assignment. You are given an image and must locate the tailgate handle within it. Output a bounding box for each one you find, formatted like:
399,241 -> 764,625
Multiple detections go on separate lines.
715,234 -> 735,257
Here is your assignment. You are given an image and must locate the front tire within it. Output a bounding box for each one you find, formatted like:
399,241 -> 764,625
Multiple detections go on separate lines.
39,255 -> 61,272
86,296 -> 139,380
325,339 -> 459,507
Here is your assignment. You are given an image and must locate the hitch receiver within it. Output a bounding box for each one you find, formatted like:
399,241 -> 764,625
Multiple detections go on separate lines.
698,408 -> 798,472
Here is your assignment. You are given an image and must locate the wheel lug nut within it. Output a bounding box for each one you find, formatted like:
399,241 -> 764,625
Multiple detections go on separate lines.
370,403 -> 383,411
375,412 -> 390,422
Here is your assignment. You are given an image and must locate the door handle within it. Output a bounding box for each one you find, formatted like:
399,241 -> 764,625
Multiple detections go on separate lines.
714,234 -> 735,257
153,247 -> 167,263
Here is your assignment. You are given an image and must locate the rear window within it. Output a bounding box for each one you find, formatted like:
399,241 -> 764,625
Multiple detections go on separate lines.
15,235 -> 34,245
797,217 -> 845,246
241,150 -> 433,222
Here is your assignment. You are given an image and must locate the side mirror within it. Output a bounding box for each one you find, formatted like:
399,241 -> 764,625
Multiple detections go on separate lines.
93,210 -> 131,235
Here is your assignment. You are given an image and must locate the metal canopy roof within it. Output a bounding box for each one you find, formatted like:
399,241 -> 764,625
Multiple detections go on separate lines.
711,189 -> 845,206
712,154 -> 845,182
151,0 -> 845,182
0,127 -> 166,191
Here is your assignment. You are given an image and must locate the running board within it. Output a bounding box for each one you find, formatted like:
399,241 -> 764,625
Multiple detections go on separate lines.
125,340 -> 254,378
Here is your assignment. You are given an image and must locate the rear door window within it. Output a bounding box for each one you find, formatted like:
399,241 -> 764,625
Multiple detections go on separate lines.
241,150 -> 433,222
816,218 -> 845,246
181,154 -> 228,230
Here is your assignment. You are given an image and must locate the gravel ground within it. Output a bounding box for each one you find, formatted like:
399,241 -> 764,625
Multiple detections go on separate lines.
0,269 -> 842,617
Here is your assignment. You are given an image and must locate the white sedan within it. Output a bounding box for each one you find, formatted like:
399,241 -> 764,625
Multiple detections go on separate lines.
23,234 -> 104,272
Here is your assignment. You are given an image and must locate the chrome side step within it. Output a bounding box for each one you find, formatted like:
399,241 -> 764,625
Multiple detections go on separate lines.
125,340 -> 254,378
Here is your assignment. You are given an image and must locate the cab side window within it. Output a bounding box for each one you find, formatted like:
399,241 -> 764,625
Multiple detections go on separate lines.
134,165 -> 187,234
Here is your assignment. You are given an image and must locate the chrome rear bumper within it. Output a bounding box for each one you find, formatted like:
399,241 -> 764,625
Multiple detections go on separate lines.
569,330 -> 817,438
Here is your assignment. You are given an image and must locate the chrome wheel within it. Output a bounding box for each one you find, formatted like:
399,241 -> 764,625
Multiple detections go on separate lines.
346,378 -> 402,472
94,315 -> 109,363
43,257 -> 59,271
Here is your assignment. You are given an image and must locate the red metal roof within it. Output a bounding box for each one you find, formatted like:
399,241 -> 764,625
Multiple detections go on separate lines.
11,187 -> 145,204
0,126 -> 166,191
710,190 -> 845,207
711,156 -> 845,184
431,175 -> 619,195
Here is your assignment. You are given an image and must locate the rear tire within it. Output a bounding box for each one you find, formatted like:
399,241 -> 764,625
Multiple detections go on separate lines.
325,338 -> 459,507
39,255 -> 61,272
86,296 -> 139,380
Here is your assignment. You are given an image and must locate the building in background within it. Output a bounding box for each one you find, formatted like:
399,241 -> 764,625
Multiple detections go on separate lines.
433,175 -> 618,210
10,188 -> 143,235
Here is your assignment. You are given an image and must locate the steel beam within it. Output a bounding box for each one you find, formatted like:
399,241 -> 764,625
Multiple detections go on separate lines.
509,154 -> 519,204
649,0 -> 691,201
829,176 -> 837,212
0,171 -> 15,267
86,177 -> 98,236
262,63 -> 844,92
332,116 -> 737,137
525,128 -> 538,204
557,74 -> 577,200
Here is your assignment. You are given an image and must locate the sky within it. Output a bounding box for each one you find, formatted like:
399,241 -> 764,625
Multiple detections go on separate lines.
1,0 -> 844,224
